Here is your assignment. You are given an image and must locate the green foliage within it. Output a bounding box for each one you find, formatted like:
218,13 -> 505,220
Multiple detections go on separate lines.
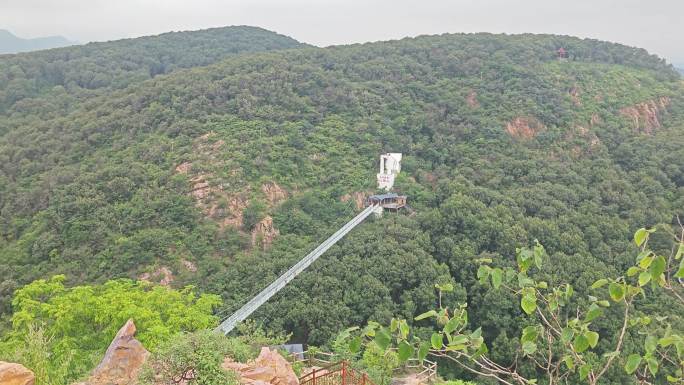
6,323 -> 73,385
344,226 -> 683,385
139,330 -> 249,385
360,343 -> 400,385
0,276 -> 221,383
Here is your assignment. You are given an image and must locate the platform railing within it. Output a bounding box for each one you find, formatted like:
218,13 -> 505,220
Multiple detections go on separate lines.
299,361 -> 374,385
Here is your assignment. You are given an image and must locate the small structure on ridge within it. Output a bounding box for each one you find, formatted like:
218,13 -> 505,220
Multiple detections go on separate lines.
557,47 -> 568,61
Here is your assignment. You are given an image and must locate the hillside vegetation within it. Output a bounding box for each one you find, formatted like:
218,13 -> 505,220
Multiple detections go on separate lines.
0,28 -> 683,384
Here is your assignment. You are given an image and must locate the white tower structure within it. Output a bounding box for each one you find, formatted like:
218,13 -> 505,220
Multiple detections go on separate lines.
377,153 -> 402,191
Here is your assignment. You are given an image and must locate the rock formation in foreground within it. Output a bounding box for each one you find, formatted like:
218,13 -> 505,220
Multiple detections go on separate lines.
0,362 -> 35,385
223,347 -> 299,385
75,319 -> 149,385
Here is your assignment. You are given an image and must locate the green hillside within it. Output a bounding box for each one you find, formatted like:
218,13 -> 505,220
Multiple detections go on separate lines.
0,25 -> 304,120
0,30 -> 683,384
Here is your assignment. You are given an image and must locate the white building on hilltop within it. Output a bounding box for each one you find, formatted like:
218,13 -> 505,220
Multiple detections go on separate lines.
377,153 -> 402,191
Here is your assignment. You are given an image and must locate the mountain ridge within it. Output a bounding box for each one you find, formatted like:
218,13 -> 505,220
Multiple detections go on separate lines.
0,29 -> 74,54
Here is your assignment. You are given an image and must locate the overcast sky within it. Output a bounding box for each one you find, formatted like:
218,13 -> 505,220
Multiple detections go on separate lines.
2,0 -> 682,64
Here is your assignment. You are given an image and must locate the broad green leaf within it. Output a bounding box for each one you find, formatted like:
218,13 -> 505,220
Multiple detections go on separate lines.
649,256 -> 666,280
470,336 -> 484,349
645,335 -> 657,353
639,255 -> 653,269
448,335 -> 468,346
445,344 -> 466,352
398,340 -> 413,362
431,333 -> 443,350
517,272 -> 534,287
658,336 -> 677,347
390,318 -> 398,332
674,259 -> 684,279
585,331 -> 599,348
472,342 -> 488,359
470,327 -> 482,339
374,328 -> 391,351
608,283 -> 625,302
565,284 -> 574,299
491,268 -> 503,289
563,355 -> 574,370
443,316 -> 460,334
579,364 -> 591,380
417,341 -> 430,361
597,300 -> 610,307
522,341 -> 537,355
477,265 -> 490,284
399,320 -> 410,339
573,334 -> 590,353
521,325 -> 539,343
638,271 -> 651,286
646,356 -> 659,376
626,266 -> 640,277
521,295 -> 536,315
349,335 -> 362,353
414,310 -> 437,321
585,303 -> 603,322
521,288 -> 537,315
591,279 -> 609,289
675,243 -> 684,260
624,354 -> 641,374
634,228 -> 649,246
561,328 -> 574,344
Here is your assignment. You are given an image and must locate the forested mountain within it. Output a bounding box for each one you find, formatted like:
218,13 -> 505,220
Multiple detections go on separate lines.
0,26 -> 304,119
0,28 -> 683,384
0,29 -> 74,54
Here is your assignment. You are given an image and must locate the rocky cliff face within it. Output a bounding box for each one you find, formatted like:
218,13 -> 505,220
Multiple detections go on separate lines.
619,97 -> 671,134
251,216 -> 280,249
0,362 -> 34,385
505,117 -> 546,139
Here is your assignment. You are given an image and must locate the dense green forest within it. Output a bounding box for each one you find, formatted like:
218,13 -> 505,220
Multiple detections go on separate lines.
0,27 -> 683,384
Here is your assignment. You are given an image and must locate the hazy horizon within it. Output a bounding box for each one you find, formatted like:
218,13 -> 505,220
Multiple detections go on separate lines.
2,0 -> 682,64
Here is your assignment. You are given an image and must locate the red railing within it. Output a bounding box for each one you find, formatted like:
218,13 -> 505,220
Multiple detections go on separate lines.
299,361 -> 374,385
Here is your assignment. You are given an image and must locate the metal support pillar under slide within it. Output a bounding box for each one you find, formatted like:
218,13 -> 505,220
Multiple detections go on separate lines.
216,204 -> 378,334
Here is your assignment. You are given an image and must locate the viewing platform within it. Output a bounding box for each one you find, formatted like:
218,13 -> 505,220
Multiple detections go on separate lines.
365,193 -> 407,211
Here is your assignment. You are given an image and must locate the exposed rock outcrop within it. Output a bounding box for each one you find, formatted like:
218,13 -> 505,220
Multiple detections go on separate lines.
569,86 -> 581,106
261,182 -> 288,206
340,191 -> 370,210
223,347 -> 298,385
75,320 -> 149,385
138,266 -> 174,286
619,97 -> 670,134
251,216 -> 279,249
175,162 -> 192,174
0,362 -> 35,385
466,90 -> 480,108
505,117 -> 545,139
